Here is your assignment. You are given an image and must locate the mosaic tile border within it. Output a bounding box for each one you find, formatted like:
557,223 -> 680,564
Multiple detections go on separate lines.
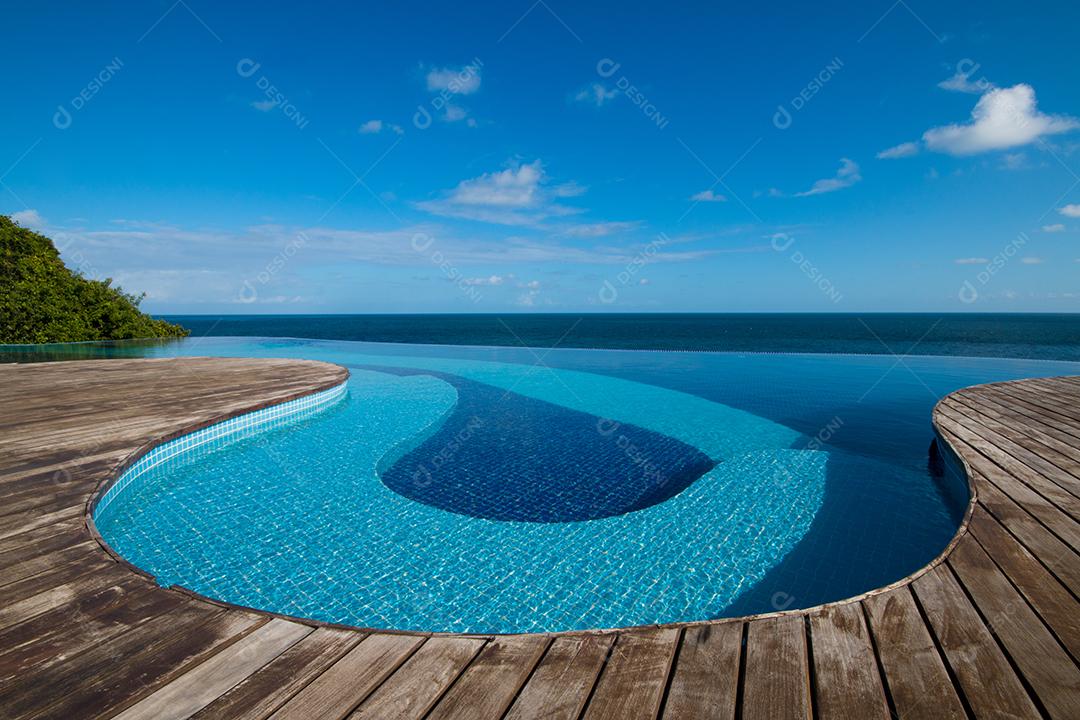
93,380 -> 348,522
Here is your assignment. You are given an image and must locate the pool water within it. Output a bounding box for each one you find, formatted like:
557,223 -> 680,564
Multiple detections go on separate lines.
69,338 -> 1080,633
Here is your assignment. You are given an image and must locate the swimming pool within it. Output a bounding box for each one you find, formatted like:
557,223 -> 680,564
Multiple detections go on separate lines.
68,338 -> 1080,633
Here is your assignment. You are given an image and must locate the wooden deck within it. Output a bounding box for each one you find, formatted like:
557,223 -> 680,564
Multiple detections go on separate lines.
1,358 -> 1078,719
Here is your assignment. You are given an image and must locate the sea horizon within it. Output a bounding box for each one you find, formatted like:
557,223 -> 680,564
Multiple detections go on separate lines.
153,311 -> 1080,362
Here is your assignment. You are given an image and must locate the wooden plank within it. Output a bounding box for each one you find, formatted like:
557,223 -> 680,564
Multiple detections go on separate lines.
504,634 -> 614,720
966,507 -> 1080,659
663,622 -> 741,720
958,392 -> 1080,465
0,553 -> 116,609
0,578 -> 186,685
269,633 -> 423,720
348,636 -> 486,720
937,404 -> 1080,519
191,627 -> 363,720
809,603 -> 889,720
941,398 -> 1080,500
741,616 -> 811,720
975,476 -> 1080,594
936,426 -> 1080,549
0,606 -> 240,718
862,588 -> 965,720
582,628 -> 680,720
0,563 -> 130,633
948,535 -> 1080,720
110,619 -> 313,720
426,634 -> 550,720
912,563 -> 1040,720
982,384 -> 1080,442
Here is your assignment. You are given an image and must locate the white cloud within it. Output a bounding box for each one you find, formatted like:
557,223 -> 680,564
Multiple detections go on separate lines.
561,221 -> 640,237
359,119 -> 404,135
460,275 -> 508,286
1021,257 -> 1043,264
575,83 -> 616,107
955,257 -> 989,265
876,142 -> 919,159
1059,204 -> 1080,218
923,84 -> 1079,156
1042,223 -> 1066,233
251,99 -> 277,111
999,152 -> 1028,170
638,278 -> 650,285
416,160 -> 586,226
10,209 -> 45,228
426,66 -> 481,95
795,158 -> 862,197
444,104 -> 468,122
938,68 -> 989,94
516,279 -> 542,306
689,189 -> 728,202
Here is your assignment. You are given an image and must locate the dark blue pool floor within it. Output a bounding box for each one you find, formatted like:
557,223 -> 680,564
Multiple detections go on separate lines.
372,367 -> 716,522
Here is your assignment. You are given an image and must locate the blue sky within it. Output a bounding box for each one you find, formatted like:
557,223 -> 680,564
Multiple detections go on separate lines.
3,0 -> 1079,313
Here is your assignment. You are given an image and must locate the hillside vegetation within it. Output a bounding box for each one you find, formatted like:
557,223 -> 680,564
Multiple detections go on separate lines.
0,215 -> 188,343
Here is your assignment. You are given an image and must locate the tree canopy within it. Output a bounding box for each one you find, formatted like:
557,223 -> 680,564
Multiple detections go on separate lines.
0,215 -> 188,344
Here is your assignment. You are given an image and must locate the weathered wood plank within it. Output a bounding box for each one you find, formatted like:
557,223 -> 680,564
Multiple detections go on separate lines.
912,563 -> 1040,720
426,634 -> 550,720
348,636 -> 486,720
662,622 -> 742,720
191,627 -> 362,720
937,404 -> 1080,519
809,602 -> 890,720
581,628 -> 680,720
863,588 -> 966,720
948,535 -> 1080,719
110,619 -> 313,720
966,507 -> 1080,660
975,475 -> 1080,594
268,633 -> 422,720
742,616 -> 811,720
504,634 -> 614,720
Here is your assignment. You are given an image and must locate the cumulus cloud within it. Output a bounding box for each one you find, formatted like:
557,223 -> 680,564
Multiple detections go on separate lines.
10,209 -> 45,228
795,158 -> 862,197
416,160 -> 586,226
251,99 -> 277,111
1020,257 -> 1043,264
1059,204 -> 1080,218
426,65 -> 481,95
876,142 -> 919,159
922,84 -> 1079,156
689,189 -> 728,202
575,83 -> 616,107
1042,224 -> 1066,233
955,257 -> 989,265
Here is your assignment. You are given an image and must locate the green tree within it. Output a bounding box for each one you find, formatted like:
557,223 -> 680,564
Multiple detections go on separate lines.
0,215 -> 188,343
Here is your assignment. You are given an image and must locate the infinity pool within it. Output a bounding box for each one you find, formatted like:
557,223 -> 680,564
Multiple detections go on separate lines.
59,338 -> 1080,633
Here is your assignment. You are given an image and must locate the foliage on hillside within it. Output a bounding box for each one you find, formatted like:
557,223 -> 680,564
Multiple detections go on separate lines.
0,215 -> 188,343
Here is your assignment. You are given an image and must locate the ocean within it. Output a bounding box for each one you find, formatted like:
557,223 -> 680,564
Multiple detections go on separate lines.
159,313 -> 1080,361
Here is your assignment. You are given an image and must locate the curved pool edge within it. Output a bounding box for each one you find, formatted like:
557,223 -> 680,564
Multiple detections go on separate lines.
81,361 -> 1003,640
